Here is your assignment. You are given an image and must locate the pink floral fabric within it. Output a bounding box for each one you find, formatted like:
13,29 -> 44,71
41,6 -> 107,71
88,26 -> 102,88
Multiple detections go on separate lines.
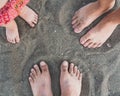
0,0 -> 29,26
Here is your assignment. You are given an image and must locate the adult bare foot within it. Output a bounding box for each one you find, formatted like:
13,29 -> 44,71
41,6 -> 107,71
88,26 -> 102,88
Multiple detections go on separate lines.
80,8 -> 120,48
72,0 -> 115,33
3,20 -> 20,43
60,61 -> 82,96
19,5 -> 38,27
29,61 -> 53,96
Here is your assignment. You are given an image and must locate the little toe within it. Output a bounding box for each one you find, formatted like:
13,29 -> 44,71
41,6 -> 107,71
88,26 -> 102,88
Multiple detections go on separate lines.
40,61 -> 49,73
97,43 -> 102,48
69,63 -> 74,74
77,70 -> 80,78
73,66 -> 78,75
92,43 -> 99,48
15,36 -> 20,43
33,18 -> 38,24
61,61 -> 69,73
78,73 -> 82,81
30,73 -> 34,80
30,22 -> 35,27
34,64 -> 41,75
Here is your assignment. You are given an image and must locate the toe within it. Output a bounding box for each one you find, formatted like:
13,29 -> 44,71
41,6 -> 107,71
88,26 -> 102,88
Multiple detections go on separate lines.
34,64 -> 41,75
29,77 -> 34,83
7,38 -> 12,43
72,19 -> 78,25
80,34 -> 91,45
33,16 -> 38,24
29,22 -> 35,27
61,61 -> 69,73
78,73 -> 82,81
12,39 -> 16,44
34,18 -> 38,24
69,63 -> 74,74
97,43 -> 102,48
87,43 -> 95,48
83,40 -> 92,47
74,23 -> 84,33
15,36 -> 20,43
76,70 -> 80,78
40,61 -> 49,73
72,15 -> 77,21
30,72 -> 34,80
73,66 -> 78,75
92,43 -> 99,48
72,21 -> 80,29
31,68 -> 37,78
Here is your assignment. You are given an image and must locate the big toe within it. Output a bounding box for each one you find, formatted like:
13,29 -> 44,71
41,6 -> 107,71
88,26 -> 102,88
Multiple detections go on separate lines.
80,33 -> 91,45
74,23 -> 86,33
40,61 -> 49,73
61,61 -> 69,73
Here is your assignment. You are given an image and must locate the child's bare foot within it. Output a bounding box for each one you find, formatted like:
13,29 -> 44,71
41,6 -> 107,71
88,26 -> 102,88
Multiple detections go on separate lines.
60,61 -> 82,96
29,61 -> 53,96
72,0 -> 115,33
19,5 -> 38,27
4,20 -> 20,43
80,9 -> 120,48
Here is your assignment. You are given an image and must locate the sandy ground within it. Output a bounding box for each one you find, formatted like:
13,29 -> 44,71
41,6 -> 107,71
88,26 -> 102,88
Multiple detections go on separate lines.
0,0 -> 120,96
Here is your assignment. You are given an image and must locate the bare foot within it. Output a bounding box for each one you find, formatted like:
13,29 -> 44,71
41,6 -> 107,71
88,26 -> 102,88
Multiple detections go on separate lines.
19,5 -> 38,27
29,61 -> 53,96
80,9 -> 119,48
72,0 -> 115,33
3,20 -> 20,43
60,61 -> 82,96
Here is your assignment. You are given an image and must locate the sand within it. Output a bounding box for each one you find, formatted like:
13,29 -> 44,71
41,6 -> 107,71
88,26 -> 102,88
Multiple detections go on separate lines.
0,0 -> 120,96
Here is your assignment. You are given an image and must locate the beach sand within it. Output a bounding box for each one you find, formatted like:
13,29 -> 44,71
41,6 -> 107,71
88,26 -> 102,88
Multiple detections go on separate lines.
0,0 -> 120,96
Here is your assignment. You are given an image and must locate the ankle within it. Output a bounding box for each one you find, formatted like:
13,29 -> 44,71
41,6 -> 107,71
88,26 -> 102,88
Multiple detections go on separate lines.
105,8 -> 120,25
97,0 -> 115,12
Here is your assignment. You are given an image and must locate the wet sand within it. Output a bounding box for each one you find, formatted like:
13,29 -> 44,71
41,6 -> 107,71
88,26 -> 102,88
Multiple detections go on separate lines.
0,0 -> 120,96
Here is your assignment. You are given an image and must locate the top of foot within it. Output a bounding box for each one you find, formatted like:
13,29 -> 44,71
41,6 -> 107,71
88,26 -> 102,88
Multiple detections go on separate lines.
29,61 -> 53,96
19,5 -> 38,27
60,61 -> 82,96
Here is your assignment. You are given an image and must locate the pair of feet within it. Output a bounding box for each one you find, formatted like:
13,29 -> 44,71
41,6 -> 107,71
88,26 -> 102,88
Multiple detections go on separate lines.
29,61 -> 82,96
3,5 -> 38,43
72,0 -> 119,48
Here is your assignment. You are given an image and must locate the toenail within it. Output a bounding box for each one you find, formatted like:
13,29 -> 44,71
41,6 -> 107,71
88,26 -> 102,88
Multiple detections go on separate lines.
31,69 -> 34,72
40,61 -> 46,66
62,61 -> 68,66
34,65 -> 38,68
